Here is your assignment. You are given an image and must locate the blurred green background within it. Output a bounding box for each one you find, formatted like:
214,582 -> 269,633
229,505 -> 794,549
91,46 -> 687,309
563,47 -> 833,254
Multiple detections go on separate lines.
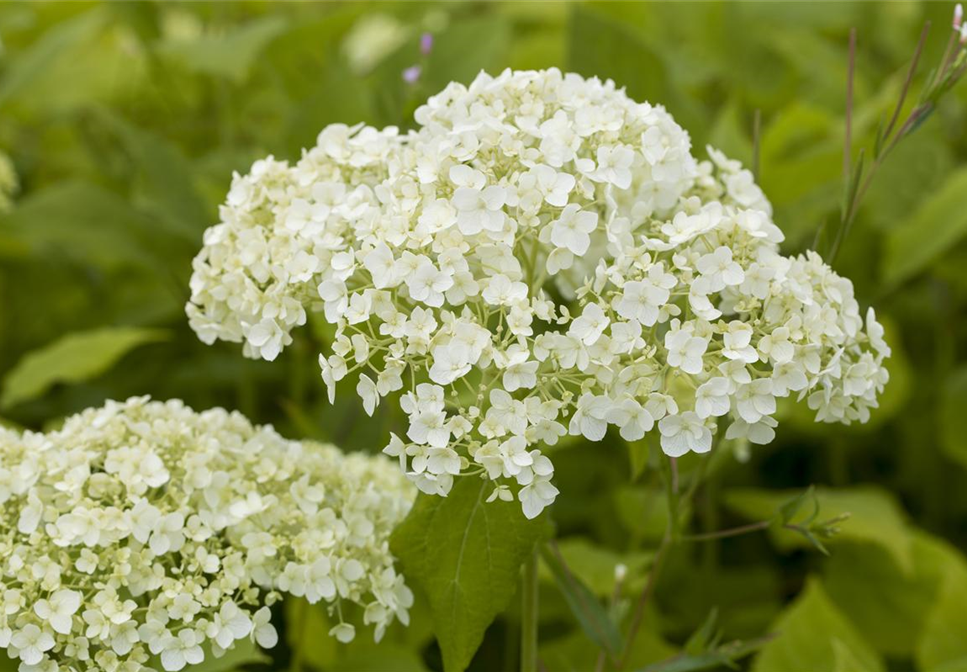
2,2 -> 967,671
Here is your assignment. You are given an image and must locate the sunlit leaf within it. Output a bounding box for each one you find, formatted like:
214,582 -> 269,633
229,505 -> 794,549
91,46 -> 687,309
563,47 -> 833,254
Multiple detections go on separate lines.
916,557 -> 967,672
824,533 -> 967,658
0,8 -> 106,107
751,578 -> 884,672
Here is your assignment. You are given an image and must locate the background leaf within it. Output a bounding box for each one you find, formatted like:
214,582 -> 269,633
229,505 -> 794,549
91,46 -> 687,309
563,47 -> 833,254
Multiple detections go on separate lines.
751,578 -> 884,672
1,327 -> 168,409
724,486 -> 913,571
882,167 -> 967,286
157,15 -> 289,83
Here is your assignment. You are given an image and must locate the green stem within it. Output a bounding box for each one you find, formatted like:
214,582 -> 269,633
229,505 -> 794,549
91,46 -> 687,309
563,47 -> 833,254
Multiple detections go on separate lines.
521,547 -> 540,672
683,520 -> 771,542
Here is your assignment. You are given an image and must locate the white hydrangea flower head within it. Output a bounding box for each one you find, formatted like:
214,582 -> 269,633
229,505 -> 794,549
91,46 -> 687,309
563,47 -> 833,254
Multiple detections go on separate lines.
0,397 -> 414,671
187,68 -> 890,520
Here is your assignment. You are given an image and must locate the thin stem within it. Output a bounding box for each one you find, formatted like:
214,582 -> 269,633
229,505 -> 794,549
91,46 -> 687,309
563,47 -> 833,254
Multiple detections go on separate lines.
521,548 -> 540,672
682,520 -> 771,542
885,21 -> 930,141
844,28 -> 856,183
933,25 -> 957,91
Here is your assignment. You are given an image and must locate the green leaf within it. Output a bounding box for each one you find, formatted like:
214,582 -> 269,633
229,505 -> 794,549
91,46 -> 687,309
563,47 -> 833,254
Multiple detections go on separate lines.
541,543 -> 624,659
1,327 -> 168,409
778,485 -> 817,526
566,6 -> 676,121
90,109 -> 211,240
0,181 -> 175,272
830,639 -> 878,672
751,578 -> 884,672
883,167 -> 967,286
390,477 -> 548,672
0,8 -> 106,107
824,533 -> 967,658
916,555 -> 967,672
940,366 -> 967,470
424,15 -> 512,91
724,486 -> 913,571
158,16 -> 288,83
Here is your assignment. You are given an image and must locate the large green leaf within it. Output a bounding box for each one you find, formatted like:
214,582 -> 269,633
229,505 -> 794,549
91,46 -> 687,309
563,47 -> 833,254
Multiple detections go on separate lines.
823,533 -> 966,657
916,557 -> 967,672
0,7 -> 106,107
723,486 -> 913,571
751,578 -> 884,672
883,167 -> 967,287
1,327 -> 168,409
390,477 -> 548,672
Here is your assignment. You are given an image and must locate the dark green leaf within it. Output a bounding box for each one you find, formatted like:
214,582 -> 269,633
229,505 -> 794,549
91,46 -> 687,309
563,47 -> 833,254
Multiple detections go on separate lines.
391,477 -> 548,672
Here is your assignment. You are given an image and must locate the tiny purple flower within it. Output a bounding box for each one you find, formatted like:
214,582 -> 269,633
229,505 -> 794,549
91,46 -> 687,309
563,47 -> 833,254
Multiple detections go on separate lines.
420,32 -> 434,56
402,65 -> 422,84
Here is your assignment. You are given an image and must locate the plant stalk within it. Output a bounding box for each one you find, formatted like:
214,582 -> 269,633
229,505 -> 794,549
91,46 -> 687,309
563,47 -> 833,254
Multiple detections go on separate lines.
521,547 -> 540,672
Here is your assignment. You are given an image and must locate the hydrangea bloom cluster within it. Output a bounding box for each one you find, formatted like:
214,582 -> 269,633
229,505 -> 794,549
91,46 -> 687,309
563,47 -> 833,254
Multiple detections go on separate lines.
187,68 -> 890,519
0,397 -> 414,672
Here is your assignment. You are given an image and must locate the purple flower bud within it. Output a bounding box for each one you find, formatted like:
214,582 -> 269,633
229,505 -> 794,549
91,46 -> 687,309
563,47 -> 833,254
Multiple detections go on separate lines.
420,32 -> 434,56
956,3 -> 964,30
402,65 -> 422,84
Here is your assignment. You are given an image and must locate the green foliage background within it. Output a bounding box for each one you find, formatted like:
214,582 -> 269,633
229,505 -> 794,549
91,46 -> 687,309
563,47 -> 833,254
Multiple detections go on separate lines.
2,2 -> 967,671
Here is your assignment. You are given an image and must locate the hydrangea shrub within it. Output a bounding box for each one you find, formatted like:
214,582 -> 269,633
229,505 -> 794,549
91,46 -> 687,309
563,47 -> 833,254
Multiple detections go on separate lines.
187,68 -> 890,520
0,397 -> 414,671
